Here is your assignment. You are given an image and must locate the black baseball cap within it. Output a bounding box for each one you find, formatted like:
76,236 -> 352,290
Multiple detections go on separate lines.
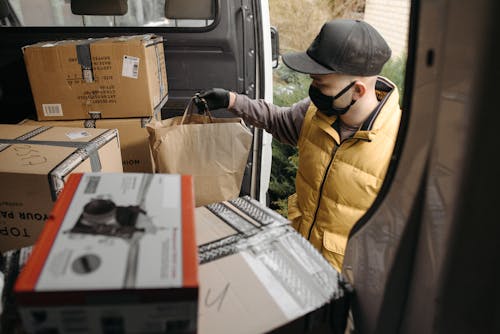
282,19 -> 391,76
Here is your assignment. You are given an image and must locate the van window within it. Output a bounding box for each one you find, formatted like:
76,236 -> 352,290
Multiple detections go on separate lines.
7,0 -> 214,27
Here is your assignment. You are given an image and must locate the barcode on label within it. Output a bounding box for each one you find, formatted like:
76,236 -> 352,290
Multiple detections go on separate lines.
42,104 -> 63,117
84,176 -> 101,194
132,63 -> 138,77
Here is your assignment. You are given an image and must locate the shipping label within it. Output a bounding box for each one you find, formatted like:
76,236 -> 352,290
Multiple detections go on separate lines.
66,131 -> 91,140
122,55 -> 140,79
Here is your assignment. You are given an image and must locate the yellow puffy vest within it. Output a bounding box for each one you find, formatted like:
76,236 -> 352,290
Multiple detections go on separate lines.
287,77 -> 401,272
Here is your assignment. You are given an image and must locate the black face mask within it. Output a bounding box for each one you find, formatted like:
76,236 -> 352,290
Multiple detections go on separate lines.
308,81 -> 357,116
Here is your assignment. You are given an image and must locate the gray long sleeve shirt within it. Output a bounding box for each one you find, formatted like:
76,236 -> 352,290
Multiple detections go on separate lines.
229,94 -> 311,146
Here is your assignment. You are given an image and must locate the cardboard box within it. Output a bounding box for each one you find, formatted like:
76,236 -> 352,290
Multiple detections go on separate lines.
23,34 -> 168,121
0,124 -> 123,252
20,118 -> 155,173
14,173 -> 198,334
195,196 -> 341,334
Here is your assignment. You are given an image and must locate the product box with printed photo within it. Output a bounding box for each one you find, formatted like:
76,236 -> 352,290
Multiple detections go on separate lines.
14,173 -> 198,334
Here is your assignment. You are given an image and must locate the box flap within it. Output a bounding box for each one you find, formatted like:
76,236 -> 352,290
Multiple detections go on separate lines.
0,124 -> 43,139
30,126 -> 107,143
195,197 -> 340,334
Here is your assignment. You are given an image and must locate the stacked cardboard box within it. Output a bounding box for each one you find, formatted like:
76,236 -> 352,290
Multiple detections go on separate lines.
23,34 -> 168,121
20,118 -> 155,173
21,34 -> 169,173
14,173 -> 198,334
195,196 -> 342,334
0,125 -> 123,252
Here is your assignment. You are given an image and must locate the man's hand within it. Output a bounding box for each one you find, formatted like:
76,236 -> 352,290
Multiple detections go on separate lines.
195,88 -> 230,112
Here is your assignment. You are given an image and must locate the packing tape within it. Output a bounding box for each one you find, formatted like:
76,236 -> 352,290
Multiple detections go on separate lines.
0,126 -> 52,153
0,138 -> 101,172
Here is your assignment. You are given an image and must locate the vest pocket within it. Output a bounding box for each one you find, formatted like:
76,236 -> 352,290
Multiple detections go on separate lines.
321,230 -> 348,272
287,193 -> 302,231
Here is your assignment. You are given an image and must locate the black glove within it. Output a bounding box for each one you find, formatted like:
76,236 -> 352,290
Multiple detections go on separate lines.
195,88 -> 230,112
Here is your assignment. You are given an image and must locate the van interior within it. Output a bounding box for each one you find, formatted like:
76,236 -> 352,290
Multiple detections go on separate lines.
1,0 -> 499,333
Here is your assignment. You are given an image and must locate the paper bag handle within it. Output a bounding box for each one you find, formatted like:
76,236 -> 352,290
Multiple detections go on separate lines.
180,95 -> 214,125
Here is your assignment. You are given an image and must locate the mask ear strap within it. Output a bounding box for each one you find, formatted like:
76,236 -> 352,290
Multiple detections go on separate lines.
333,81 -> 356,99
346,99 -> 357,107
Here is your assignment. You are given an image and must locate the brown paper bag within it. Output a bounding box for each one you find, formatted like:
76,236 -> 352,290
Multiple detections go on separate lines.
147,100 -> 253,206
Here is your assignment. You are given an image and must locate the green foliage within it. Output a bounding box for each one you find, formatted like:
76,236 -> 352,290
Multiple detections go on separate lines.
273,61 -> 312,106
380,55 -> 407,104
268,63 -> 309,215
269,139 -> 297,215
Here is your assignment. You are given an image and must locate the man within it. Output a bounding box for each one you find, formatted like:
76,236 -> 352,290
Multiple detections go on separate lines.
196,19 -> 401,272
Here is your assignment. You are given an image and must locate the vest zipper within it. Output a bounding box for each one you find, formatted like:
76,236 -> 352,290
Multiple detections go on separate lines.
307,143 -> 340,240
306,137 -> 360,241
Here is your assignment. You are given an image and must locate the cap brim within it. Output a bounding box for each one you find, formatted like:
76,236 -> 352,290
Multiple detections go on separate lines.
282,51 -> 336,75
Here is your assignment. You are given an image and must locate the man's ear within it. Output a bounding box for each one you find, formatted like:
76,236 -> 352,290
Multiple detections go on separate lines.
353,81 -> 366,99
